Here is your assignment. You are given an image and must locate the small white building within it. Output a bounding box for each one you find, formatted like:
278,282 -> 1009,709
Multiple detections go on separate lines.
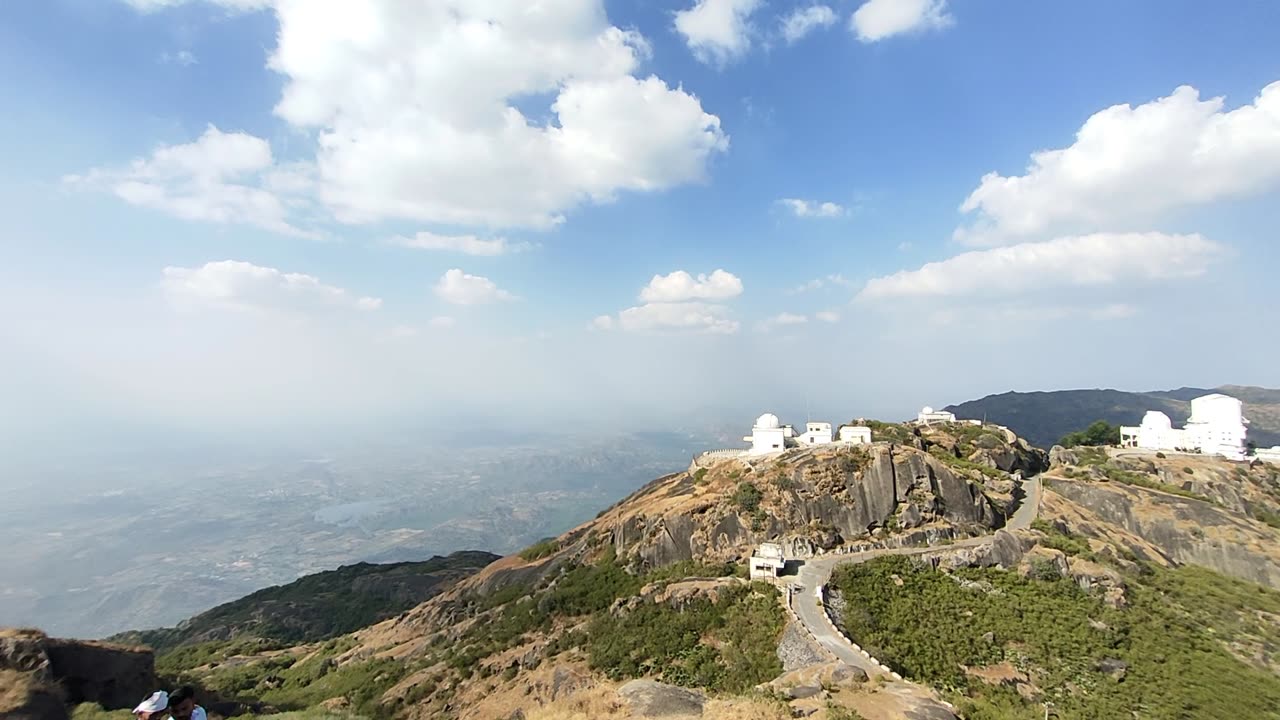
749,542 -> 785,579
798,422 -> 833,446
1120,393 -> 1250,461
744,413 -> 787,455
1256,447 -> 1280,465
917,406 -> 956,425
839,425 -> 873,444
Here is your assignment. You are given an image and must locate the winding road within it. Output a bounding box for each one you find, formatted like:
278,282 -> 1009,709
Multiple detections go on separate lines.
786,475 -> 1044,677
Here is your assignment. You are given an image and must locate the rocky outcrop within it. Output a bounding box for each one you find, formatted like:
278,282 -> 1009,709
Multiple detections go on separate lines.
1045,479 -> 1280,589
0,629 -> 155,715
617,679 -> 706,717
775,622 -> 828,672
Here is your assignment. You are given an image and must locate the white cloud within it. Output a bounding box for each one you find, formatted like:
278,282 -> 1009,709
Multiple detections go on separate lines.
590,315 -> 615,331
639,269 -> 743,303
956,81 -> 1280,245
851,0 -> 953,43
858,233 -> 1226,300
815,310 -> 841,322
66,125 -> 314,238
162,260 -> 381,312
757,312 -> 808,332
778,198 -> 846,218
269,1 -> 726,228
787,274 -> 850,294
434,269 -> 516,306
390,232 -> 531,256
617,302 -> 739,334
429,315 -> 457,328
674,0 -> 761,66
117,1 -> 728,231
159,50 -> 198,66
780,5 -> 837,43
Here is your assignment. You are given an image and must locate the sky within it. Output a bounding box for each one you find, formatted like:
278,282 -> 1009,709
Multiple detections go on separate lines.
2,0 -> 1279,455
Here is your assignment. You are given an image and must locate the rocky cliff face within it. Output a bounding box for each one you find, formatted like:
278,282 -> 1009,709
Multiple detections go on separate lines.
0,629 -> 155,717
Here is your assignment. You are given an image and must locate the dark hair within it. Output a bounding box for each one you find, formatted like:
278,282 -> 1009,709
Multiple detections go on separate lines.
168,686 -> 195,704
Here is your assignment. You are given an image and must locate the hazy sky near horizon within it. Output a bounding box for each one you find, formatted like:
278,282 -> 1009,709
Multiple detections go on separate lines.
3,0 -> 1279,452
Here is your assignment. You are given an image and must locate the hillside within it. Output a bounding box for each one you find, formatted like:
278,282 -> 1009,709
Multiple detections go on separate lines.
22,421 -> 1280,720
945,385 -> 1280,449
109,550 -> 499,653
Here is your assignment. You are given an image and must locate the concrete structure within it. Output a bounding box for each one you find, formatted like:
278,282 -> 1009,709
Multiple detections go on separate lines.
798,422 -> 833,446
838,425 -> 873,444
749,542 -> 785,579
744,413 -> 787,455
916,406 -> 956,425
1120,393 -> 1250,461
1256,447 -> 1280,465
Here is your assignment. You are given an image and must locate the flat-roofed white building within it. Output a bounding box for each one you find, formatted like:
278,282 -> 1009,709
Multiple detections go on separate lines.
838,425 -> 873,444
749,542 -> 785,579
798,422 -> 833,446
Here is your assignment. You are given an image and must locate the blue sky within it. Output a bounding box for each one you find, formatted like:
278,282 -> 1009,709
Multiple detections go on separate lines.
2,0 -> 1278,450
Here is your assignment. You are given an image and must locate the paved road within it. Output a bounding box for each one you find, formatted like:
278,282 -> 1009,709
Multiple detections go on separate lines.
786,476 -> 1043,677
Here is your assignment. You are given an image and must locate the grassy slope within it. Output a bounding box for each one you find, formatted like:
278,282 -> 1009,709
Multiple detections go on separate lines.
114,550 -> 499,652
832,551 -> 1280,720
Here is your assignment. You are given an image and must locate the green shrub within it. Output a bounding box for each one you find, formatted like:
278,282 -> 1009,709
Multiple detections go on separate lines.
1058,420 -> 1121,448
693,467 -> 708,484
1183,467 -> 1194,475
733,481 -> 763,513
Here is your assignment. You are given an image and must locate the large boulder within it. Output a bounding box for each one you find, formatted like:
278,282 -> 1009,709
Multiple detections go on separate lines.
0,629 -> 155,717
617,679 -> 706,717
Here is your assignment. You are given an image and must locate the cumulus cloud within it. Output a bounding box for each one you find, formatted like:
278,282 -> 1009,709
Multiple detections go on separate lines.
778,198 -> 846,218
618,302 -> 739,334
956,81 -> 1280,245
115,1 -> 728,231
434,269 -> 516,305
639,269 -> 743,303
162,260 -> 381,312
851,0 -> 953,43
815,310 -> 841,322
780,5 -> 837,43
757,312 -> 808,332
857,233 -> 1226,300
389,232 -> 531,256
65,125 -> 314,237
674,0 -> 762,66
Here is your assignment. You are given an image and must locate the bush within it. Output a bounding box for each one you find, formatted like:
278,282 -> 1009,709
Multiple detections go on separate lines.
1155,452 -> 1167,458
733,482 -> 763,513
1059,420 -> 1121,448
693,467 -> 708,484
1183,467 -> 1194,475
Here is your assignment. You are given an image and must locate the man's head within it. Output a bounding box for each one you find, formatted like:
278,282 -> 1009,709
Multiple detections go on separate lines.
131,691 -> 168,720
167,686 -> 196,720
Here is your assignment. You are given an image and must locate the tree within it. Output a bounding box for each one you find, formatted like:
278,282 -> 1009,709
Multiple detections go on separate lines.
1058,420 -> 1121,448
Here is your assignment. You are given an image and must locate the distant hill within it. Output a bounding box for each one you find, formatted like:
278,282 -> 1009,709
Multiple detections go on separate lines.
109,550 -> 499,652
945,385 -> 1280,450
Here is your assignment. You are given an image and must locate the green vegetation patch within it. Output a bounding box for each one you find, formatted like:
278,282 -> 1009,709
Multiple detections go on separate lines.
832,555 -> 1280,719
585,582 -> 785,693
733,481 -> 763,513
518,537 -> 560,562
863,420 -> 914,445
1058,421 -> 1122,448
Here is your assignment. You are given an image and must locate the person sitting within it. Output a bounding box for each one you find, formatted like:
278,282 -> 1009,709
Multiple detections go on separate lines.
131,691 -> 168,720
166,686 -> 206,720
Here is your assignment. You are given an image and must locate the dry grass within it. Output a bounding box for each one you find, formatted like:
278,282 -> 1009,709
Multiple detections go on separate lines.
0,669 -> 36,712
519,684 -> 791,720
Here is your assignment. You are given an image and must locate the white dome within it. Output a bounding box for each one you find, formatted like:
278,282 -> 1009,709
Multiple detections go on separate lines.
921,406 -> 935,414
755,413 -> 780,429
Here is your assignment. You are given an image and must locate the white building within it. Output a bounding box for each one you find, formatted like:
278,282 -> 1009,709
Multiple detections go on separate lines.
744,413 -> 788,455
917,406 -> 956,425
838,425 -> 873,444
749,542 -> 785,579
1256,447 -> 1280,465
798,422 -> 833,446
1120,393 -> 1249,461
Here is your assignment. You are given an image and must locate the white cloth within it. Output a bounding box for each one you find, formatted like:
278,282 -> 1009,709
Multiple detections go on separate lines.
132,692 -> 168,714
191,706 -> 207,720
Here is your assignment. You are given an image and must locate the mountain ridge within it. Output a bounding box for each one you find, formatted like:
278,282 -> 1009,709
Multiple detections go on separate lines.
944,384 -> 1280,449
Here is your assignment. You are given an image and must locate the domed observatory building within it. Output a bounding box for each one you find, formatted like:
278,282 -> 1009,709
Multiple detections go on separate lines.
744,413 -> 792,455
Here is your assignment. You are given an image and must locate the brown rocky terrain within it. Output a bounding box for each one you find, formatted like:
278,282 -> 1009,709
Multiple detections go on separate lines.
0,628 -> 155,719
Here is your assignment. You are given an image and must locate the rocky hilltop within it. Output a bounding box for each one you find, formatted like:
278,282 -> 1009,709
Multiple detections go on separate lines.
0,628 -> 156,720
